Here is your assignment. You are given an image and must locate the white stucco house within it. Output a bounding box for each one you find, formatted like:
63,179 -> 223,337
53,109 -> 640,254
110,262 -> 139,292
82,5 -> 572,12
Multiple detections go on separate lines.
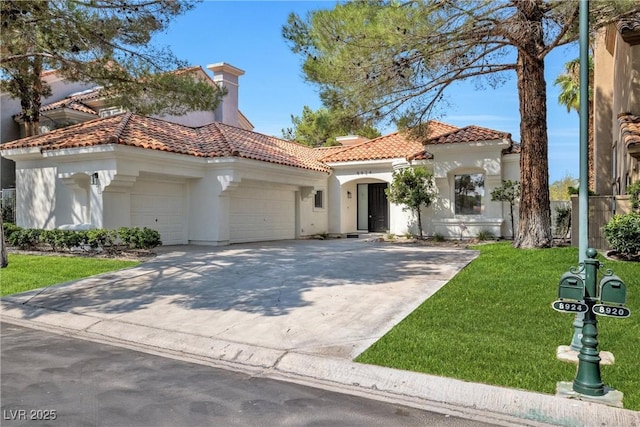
1,62 -> 520,245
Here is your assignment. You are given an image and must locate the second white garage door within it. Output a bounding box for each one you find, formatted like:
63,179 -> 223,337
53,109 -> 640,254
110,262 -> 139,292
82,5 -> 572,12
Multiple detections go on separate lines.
131,180 -> 186,246
230,183 -> 295,243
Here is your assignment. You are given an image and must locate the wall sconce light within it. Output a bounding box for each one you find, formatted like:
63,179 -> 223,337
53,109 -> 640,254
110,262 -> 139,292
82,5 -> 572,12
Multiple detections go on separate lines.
90,172 -> 100,186
347,191 -> 352,199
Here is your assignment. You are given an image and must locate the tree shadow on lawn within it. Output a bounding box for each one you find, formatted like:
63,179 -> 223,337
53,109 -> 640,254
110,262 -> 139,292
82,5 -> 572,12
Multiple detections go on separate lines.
4,239 -> 478,320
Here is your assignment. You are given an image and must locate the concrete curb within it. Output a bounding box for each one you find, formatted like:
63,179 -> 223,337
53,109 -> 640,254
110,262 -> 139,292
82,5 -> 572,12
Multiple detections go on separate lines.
2,300 -> 639,427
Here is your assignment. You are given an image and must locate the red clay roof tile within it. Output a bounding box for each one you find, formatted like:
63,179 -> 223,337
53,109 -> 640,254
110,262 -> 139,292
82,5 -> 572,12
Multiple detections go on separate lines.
1,113 -> 331,173
619,113 -> 640,150
320,121 -> 459,163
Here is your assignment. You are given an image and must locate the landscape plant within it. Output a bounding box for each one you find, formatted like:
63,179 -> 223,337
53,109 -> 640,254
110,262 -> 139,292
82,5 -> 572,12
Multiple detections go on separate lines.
627,181 -> 640,211
7,226 -> 161,253
490,180 -> 520,239
554,205 -> 571,241
385,166 -> 437,239
603,213 -> 640,258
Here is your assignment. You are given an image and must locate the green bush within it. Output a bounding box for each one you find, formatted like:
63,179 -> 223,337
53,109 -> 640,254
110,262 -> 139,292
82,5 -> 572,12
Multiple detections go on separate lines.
8,228 -> 42,250
2,222 -> 21,240
62,230 -> 87,251
117,227 -> 161,250
476,229 -> 495,241
627,181 -> 640,211
41,229 -> 67,252
6,226 -> 162,253
432,233 -> 445,242
117,227 -> 137,248
603,213 -> 640,256
554,205 -> 571,238
86,229 -> 117,252
136,227 -> 162,249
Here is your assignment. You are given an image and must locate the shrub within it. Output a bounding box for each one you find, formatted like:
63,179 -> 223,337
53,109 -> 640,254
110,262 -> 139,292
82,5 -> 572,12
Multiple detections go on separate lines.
62,230 -> 87,251
117,227 -> 137,249
86,229 -> 117,252
5,226 -> 162,253
603,213 -> 640,256
476,229 -> 496,241
117,227 -> 161,250
136,227 -> 162,249
554,205 -> 571,238
41,229 -> 67,252
2,223 -> 21,240
627,181 -> 640,212
432,233 -> 445,242
7,228 -> 42,250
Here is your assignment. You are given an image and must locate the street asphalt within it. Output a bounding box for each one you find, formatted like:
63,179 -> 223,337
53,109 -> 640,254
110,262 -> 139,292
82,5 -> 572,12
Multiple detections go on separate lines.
2,238 -> 638,426
2,322 -> 498,427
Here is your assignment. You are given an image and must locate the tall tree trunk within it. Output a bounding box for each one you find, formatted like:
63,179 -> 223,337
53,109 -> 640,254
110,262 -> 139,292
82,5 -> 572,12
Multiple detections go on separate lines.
514,49 -> 552,248
21,57 -> 44,137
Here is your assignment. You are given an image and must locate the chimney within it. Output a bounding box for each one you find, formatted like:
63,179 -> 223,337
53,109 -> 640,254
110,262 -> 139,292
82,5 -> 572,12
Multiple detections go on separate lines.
207,62 -> 244,127
335,135 -> 370,146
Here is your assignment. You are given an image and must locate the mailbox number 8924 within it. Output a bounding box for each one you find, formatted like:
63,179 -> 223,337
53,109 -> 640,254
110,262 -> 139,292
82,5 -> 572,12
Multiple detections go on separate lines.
555,302 -> 587,312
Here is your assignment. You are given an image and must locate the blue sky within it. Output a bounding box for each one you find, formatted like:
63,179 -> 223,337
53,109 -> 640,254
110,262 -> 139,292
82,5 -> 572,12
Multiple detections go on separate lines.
155,0 -> 581,184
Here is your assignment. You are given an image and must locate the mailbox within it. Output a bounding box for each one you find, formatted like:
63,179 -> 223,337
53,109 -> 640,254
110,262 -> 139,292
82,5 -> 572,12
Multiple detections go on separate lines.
599,275 -> 627,305
558,272 -> 585,301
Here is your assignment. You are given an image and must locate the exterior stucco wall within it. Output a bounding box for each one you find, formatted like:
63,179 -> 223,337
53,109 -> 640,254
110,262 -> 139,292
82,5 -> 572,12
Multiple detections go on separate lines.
326,162 -> 392,235
15,163 -> 57,229
594,26 -> 640,195
298,186 -> 329,238
428,141 -> 511,239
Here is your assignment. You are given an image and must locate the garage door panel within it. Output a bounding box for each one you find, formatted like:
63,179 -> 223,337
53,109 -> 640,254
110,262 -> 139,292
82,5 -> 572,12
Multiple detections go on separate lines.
131,180 -> 186,246
230,185 -> 295,243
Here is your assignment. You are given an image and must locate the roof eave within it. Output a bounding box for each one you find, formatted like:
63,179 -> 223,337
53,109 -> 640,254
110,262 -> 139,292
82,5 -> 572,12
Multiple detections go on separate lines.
0,146 -> 45,160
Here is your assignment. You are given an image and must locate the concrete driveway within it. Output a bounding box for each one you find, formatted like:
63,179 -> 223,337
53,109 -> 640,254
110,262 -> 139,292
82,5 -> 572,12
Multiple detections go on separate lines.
2,239 -> 477,364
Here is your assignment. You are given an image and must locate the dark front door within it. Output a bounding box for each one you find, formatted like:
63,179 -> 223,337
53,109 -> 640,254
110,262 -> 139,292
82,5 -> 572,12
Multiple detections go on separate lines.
368,183 -> 389,232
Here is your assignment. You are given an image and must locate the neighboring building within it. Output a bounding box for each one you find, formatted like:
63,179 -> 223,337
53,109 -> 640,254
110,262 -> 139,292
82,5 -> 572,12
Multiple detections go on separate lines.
571,20 -> 639,249
593,20 -> 640,197
0,63 -> 253,190
1,62 -> 520,245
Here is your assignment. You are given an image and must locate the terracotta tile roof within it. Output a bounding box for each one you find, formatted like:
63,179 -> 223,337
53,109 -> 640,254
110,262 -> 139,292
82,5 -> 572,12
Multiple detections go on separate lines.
320,121 -> 458,163
427,125 -> 511,145
1,113 -> 330,173
619,113 -> 640,150
40,98 -> 98,116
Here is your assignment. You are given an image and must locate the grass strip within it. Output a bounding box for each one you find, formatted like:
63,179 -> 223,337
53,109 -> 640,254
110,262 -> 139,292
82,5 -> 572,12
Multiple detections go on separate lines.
356,242 -> 640,410
1,254 -> 140,296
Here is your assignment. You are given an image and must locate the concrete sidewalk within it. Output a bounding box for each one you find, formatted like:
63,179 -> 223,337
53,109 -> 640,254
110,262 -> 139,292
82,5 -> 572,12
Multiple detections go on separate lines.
2,239 -> 638,427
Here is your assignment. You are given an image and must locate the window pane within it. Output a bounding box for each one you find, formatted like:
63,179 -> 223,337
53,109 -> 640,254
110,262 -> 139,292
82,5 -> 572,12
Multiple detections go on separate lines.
314,190 -> 323,208
455,174 -> 484,215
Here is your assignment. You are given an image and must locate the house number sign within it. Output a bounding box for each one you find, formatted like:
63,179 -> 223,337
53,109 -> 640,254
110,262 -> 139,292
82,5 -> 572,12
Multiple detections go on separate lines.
356,170 -> 373,175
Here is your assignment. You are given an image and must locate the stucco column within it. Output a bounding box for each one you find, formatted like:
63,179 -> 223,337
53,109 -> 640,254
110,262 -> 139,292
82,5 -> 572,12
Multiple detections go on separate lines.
327,175 -> 342,234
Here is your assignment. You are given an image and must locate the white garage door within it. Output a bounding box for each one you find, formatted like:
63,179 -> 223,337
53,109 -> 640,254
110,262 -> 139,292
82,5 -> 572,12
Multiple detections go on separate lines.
230,184 -> 295,243
131,180 -> 186,246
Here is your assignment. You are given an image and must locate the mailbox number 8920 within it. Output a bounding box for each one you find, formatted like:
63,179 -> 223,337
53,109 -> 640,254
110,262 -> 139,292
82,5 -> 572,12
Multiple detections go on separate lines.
593,305 -> 630,317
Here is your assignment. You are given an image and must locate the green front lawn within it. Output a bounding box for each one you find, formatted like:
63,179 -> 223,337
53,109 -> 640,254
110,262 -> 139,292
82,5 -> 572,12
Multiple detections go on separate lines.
356,242 -> 640,410
1,254 -> 140,296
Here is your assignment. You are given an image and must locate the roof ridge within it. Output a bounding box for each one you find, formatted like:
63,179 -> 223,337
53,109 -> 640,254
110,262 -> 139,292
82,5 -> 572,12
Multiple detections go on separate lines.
463,123 -> 511,136
110,112 -> 134,143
